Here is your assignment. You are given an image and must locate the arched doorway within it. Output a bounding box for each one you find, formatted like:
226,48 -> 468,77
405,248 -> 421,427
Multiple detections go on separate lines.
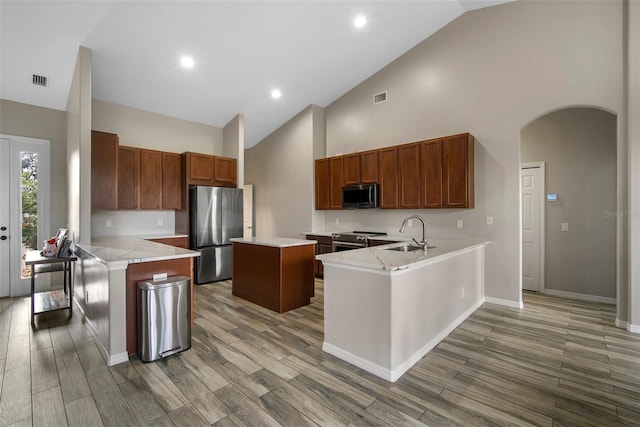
520,107 -> 617,303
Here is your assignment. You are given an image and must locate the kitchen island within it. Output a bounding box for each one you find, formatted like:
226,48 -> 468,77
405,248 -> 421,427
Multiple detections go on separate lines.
74,236 -> 199,365
317,238 -> 489,382
231,237 -> 316,313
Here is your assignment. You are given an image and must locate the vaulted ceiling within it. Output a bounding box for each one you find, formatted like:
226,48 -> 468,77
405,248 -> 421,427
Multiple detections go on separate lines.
0,1 -> 512,147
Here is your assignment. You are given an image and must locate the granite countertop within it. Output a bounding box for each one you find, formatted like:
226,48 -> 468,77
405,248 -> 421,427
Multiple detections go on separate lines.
231,237 -> 317,248
316,238 -> 489,271
76,236 -> 199,266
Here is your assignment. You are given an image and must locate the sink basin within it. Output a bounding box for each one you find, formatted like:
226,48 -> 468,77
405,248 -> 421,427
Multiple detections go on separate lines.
386,245 -> 424,252
385,244 -> 437,252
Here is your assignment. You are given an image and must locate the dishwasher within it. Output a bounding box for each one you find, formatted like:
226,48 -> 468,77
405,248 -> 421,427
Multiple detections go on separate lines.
138,276 -> 191,362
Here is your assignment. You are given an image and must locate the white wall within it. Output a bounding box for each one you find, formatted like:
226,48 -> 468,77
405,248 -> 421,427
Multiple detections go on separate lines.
245,105 -> 324,238
92,100 -> 223,154
323,0 -> 624,305
223,113 -> 244,188
521,108 -> 617,299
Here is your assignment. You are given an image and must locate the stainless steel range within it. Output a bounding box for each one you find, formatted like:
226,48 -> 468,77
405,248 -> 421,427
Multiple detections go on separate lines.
331,231 -> 386,252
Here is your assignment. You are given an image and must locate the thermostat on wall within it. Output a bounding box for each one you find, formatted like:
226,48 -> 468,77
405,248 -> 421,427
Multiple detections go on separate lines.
547,193 -> 558,202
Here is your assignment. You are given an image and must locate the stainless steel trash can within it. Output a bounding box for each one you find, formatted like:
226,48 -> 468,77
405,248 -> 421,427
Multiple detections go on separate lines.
138,276 -> 191,362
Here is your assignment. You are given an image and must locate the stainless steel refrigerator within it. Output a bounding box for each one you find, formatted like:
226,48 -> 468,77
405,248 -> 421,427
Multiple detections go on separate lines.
189,186 -> 243,284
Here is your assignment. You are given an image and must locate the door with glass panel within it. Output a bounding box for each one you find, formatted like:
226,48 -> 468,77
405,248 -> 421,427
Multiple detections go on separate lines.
0,135 -> 50,297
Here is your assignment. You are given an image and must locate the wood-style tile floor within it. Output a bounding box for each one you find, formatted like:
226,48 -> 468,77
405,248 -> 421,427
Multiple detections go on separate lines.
1,280 -> 639,426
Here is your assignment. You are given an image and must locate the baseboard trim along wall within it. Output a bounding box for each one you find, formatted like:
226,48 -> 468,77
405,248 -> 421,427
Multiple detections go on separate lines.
628,324 -> 640,334
485,296 -> 523,309
543,289 -> 616,305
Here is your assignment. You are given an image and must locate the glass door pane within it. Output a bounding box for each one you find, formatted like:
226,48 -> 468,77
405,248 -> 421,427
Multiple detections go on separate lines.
21,151 -> 39,279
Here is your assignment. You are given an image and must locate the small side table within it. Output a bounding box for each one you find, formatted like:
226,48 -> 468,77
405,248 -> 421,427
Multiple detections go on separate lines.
24,250 -> 77,327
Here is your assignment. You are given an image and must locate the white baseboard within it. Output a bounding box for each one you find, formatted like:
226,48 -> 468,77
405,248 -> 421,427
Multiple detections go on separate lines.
616,318 -> 628,329
543,289 -> 616,305
323,297 -> 485,382
484,296 -> 523,309
629,324 -> 640,334
107,352 -> 130,366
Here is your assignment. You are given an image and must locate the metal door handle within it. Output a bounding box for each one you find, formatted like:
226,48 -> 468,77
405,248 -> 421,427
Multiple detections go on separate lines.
0,236 -> 7,240
0,226 -> 6,231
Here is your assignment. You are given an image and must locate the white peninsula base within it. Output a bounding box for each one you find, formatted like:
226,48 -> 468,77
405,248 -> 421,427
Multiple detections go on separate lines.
320,240 -> 487,382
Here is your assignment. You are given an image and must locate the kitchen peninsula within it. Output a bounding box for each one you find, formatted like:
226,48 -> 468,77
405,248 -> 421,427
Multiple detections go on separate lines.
231,237 -> 316,313
317,238 -> 489,382
74,236 -> 199,366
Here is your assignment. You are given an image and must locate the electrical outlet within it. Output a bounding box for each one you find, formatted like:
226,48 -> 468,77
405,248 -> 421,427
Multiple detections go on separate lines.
407,219 -> 413,227
561,222 -> 569,232
486,216 -> 493,225
461,288 -> 465,298
157,218 -> 163,226
105,220 -> 112,228
335,218 -> 339,225
457,220 -> 463,229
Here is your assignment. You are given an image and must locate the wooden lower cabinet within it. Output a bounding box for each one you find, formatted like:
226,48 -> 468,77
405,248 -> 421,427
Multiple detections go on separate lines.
232,242 -> 315,313
125,257 -> 193,355
306,234 -> 332,278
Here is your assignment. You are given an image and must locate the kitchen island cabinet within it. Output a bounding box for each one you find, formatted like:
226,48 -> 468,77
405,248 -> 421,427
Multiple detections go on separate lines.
74,237 -> 199,365
231,237 -> 315,313
317,238 -> 488,382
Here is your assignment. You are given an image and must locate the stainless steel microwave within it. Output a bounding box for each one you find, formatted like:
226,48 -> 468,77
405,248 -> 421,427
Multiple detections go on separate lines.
342,183 -> 379,209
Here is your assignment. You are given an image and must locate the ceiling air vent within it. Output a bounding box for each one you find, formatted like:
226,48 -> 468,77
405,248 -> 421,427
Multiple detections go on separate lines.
32,74 -> 48,87
373,91 -> 387,105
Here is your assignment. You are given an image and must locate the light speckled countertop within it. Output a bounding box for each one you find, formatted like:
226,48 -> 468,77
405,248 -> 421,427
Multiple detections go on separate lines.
76,235 -> 199,267
317,238 -> 489,271
231,237 -> 317,248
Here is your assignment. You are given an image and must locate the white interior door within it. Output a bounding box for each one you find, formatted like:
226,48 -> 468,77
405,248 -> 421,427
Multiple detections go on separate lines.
243,184 -> 253,239
521,164 -> 544,292
0,134 -> 51,297
0,138 -> 10,297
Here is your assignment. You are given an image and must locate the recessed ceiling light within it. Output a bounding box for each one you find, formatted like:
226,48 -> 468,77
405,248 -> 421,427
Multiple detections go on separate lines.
271,89 -> 282,99
181,56 -> 194,68
354,15 -> 366,28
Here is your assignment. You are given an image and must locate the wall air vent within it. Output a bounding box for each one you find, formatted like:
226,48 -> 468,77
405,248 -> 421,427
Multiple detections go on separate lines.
373,91 -> 387,105
32,74 -> 48,87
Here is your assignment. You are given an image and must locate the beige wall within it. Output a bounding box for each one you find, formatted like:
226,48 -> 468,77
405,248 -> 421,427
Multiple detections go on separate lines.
322,0 -> 624,305
91,100 -> 223,154
245,105 -> 324,238
0,99 -> 68,232
66,46 -> 92,244
223,113 -> 244,187
522,108 -> 617,299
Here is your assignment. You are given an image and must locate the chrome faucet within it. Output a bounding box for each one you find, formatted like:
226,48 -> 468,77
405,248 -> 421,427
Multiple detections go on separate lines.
399,215 -> 428,250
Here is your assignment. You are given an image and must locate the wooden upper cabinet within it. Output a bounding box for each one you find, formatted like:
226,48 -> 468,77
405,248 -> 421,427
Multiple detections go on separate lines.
213,156 -> 237,187
184,152 -> 237,188
443,133 -> 474,208
187,152 -> 215,184
315,159 -> 330,210
360,150 -> 378,184
162,152 -> 182,210
420,139 -> 444,208
91,130 -> 118,210
342,153 -> 360,186
398,143 -> 421,209
378,147 -> 398,209
329,156 -> 344,210
117,146 -> 140,209
139,149 -> 162,209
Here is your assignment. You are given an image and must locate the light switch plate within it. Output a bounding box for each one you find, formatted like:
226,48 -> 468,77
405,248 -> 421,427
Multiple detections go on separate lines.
561,222 -> 569,232
486,216 -> 493,225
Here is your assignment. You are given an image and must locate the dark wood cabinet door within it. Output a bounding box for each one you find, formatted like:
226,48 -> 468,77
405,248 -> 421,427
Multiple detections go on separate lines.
378,147 -> 398,208
188,152 -> 215,183
443,133 -> 474,208
360,149 -> 378,184
343,153 -> 360,186
91,131 -> 118,210
139,149 -> 162,209
398,143 -> 421,209
329,156 -> 344,210
421,139 -> 444,208
315,159 -> 330,210
162,152 -> 182,209
117,147 -> 140,209
213,156 -> 237,187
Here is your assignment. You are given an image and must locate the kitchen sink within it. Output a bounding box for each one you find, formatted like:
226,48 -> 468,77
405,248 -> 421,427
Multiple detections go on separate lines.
385,244 -> 436,252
